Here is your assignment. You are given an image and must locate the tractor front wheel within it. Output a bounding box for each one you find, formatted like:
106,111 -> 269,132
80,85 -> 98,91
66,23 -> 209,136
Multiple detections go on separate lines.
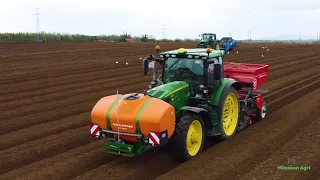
171,112 -> 205,162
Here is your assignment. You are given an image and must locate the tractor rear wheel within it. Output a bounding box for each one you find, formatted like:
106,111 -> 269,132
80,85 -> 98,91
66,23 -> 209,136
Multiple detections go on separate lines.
215,41 -> 221,50
171,112 -> 205,162
218,87 -> 240,140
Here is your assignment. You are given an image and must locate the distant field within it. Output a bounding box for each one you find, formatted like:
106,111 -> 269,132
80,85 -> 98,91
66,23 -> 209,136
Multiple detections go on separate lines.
0,42 -> 319,180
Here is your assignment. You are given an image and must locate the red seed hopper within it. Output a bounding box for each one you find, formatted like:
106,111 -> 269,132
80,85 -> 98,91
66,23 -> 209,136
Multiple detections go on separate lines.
223,62 -> 269,90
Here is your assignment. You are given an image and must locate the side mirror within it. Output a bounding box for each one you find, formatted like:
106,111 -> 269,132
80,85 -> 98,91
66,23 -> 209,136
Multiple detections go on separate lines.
143,58 -> 149,75
214,64 -> 222,80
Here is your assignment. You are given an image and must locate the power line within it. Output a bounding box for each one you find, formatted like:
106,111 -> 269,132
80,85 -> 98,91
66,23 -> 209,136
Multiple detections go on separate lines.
32,7 -> 42,41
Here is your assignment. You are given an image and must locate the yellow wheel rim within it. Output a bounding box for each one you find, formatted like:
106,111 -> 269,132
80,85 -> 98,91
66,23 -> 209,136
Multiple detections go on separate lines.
186,120 -> 203,156
216,43 -> 220,50
222,93 -> 239,136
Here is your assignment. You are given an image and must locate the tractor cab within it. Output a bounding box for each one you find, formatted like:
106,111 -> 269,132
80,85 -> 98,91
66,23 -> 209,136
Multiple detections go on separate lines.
143,47 -> 224,101
201,33 -> 216,41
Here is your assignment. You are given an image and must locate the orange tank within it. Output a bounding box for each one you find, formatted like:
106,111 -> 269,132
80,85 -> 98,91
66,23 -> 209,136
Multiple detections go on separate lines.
91,93 -> 176,143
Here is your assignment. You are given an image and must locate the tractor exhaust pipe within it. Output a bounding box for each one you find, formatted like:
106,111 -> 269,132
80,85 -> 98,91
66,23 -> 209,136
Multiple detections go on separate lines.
142,45 -> 162,88
142,45 -> 161,80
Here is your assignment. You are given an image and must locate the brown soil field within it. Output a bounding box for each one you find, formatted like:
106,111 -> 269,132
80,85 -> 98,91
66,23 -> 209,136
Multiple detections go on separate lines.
0,42 -> 319,180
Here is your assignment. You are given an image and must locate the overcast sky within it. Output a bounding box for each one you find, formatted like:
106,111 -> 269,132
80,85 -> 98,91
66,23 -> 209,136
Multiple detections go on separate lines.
1,0 -> 319,40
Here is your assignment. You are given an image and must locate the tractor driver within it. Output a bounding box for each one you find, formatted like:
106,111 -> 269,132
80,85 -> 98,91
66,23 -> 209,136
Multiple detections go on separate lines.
165,59 -> 204,85
183,60 -> 204,84
188,60 -> 203,75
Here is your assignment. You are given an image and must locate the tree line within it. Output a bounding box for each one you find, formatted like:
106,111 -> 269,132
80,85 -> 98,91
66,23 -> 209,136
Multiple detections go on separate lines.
0,32 -> 196,42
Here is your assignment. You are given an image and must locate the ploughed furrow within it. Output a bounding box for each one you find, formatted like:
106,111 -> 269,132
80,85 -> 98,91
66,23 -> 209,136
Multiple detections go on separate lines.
0,42 -> 192,58
0,81 -> 149,135
156,89 -> 320,180
0,72 -> 146,111
0,58 -> 142,84
239,51 -> 319,65
263,51 -> 320,67
0,43 -> 193,81
262,65 -> 320,91
225,49 -> 319,69
267,54 -> 320,72
0,50 -> 147,72
267,79 -> 320,113
0,112 -> 88,151
0,126 -> 96,174
0,62 -> 128,84
0,66 -> 145,102
264,73 -> 320,103
266,58 -> 320,81
0,43 -> 307,83
0,43 -> 157,62
0,42 -> 111,54
0,82 -> 151,150
72,148 -> 179,180
1,140 -> 175,180
0,79 -> 156,174
0,63 -> 142,95
224,46 -> 316,62
0,47 -> 116,58
240,116 -> 320,180
0,72 -> 139,105
0,141 -> 115,179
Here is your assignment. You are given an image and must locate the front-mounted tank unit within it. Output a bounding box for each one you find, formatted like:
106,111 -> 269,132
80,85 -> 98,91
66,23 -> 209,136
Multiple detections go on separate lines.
90,45 -> 270,162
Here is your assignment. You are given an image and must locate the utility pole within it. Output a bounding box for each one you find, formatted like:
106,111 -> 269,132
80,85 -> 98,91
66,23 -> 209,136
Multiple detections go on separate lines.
32,7 -> 42,41
317,33 -> 320,44
299,32 -> 302,41
248,30 -> 252,43
161,25 -> 167,39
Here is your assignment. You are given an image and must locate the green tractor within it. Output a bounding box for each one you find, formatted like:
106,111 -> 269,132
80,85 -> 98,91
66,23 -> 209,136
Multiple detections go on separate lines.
196,33 -> 221,50
90,46 -> 269,162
